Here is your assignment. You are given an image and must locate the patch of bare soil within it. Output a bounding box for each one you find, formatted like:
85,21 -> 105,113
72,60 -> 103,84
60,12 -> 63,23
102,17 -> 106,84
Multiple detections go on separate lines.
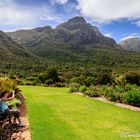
11,117 -> 31,140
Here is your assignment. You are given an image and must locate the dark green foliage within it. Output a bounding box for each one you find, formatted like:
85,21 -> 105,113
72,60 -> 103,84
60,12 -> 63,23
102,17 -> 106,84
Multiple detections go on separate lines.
37,67 -> 60,85
79,85 -> 87,93
125,71 -> 140,85
125,90 -> 140,107
98,84 -> 140,107
37,73 -> 47,84
46,67 -> 59,83
69,83 -> 80,93
84,86 -> 101,97
104,87 -> 124,102
96,69 -> 114,85
71,75 -> 86,85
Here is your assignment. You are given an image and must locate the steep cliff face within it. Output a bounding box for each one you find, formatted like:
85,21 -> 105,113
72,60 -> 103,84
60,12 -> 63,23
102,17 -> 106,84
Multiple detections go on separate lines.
6,17 -> 117,58
54,17 -> 116,46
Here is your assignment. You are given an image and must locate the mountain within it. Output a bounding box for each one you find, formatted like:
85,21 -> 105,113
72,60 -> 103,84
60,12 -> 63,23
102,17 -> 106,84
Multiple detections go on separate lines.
7,26 -> 53,48
5,17 -> 140,73
0,30 -> 38,71
119,36 -> 140,51
0,30 -> 34,58
53,17 -> 116,46
7,17 -> 117,58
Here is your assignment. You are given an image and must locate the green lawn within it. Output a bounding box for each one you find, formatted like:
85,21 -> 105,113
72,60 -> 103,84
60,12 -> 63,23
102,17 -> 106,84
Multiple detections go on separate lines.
20,86 -> 140,140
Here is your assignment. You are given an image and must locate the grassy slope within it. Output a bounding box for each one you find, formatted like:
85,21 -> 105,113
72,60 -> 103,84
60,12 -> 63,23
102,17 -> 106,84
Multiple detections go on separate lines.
20,86 -> 140,140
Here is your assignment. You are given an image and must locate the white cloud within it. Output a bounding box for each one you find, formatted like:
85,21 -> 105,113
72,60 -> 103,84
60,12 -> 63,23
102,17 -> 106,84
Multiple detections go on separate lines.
50,0 -> 68,5
104,33 -> 112,38
135,20 -> 140,26
39,6 -> 61,21
0,0 -> 61,29
76,0 -> 140,23
0,0 -> 36,26
120,34 -> 139,41
56,0 -> 68,4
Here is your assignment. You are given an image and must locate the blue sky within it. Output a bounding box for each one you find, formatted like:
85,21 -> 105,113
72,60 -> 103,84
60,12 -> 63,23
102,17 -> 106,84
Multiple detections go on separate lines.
0,0 -> 140,42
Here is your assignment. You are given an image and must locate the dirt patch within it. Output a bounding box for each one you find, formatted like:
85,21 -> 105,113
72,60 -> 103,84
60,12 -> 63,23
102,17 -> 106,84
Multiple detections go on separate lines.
12,117 -> 31,140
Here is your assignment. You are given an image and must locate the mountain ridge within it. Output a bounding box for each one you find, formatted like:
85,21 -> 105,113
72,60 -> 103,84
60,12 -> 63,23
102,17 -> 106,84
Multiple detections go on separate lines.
0,30 -> 34,58
7,16 -> 117,54
119,36 -> 140,51
0,17 -> 140,74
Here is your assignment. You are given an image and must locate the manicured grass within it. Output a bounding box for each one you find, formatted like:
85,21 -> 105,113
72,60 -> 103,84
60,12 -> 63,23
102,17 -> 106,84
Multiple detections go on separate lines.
20,86 -> 140,140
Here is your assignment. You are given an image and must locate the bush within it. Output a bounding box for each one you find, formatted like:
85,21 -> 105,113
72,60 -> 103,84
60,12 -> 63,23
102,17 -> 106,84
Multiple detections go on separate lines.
84,86 -> 101,97
22,81 -> 34,86
53,82 -> 65,87
79,85 -> 87,93
70,76 -> 86,85
104,87 -> 124,102
125,71 -> 140,86
125,90 -> 140,107
115,85 -> 125,93
0,78 -> 17,92
69,83 -> 80,93
45,79 -> 54,85
96,69 -> 114,85
115,75 -> 127,90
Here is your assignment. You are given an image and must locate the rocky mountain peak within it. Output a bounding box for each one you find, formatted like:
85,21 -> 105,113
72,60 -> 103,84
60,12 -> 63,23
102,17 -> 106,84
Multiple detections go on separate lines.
56,17 -> 87,30
34,26 -> 53,33
67,16 -> 86,25
7,16 -> 117,48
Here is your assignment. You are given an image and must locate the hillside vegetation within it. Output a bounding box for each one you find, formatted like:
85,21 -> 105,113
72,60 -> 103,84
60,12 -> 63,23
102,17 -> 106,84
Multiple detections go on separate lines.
0,17 -> 139,84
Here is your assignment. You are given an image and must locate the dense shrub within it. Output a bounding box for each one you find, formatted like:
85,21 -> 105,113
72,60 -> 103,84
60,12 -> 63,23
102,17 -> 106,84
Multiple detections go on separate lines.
101,85 -> 125,102
125,90 -> 140,107
125,71 -> 140,86
84,86 -> 101,97
0,78 -> 17,92
115,75 -> 127,90
96,69 -> 114,85
69,83 -> 80,93
22,81 -> 35,86
53,82 -> 65,87
70,75 -> 86,85
105,91 -> 124,102
79,85 -> 87,93
37,67 -> 60,85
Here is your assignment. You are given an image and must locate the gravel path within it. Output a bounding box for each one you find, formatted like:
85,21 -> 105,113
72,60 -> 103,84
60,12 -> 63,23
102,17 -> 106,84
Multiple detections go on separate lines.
75,93 -> 140,112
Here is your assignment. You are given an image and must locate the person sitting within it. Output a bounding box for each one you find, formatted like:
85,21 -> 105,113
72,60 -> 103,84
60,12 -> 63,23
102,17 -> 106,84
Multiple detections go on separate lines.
0,90 -> 24,127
